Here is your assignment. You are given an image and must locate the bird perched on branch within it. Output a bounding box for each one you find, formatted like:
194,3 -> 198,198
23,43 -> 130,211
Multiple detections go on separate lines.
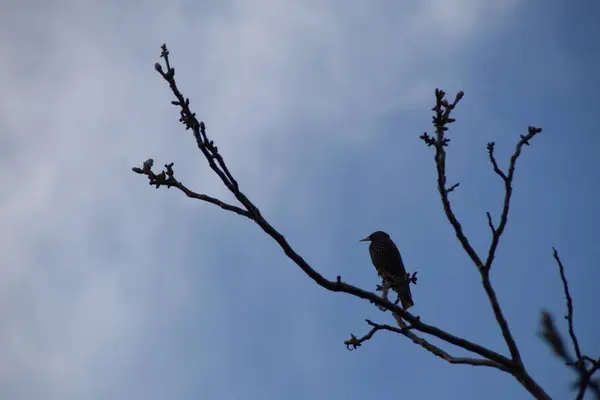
360,231 -> 414,309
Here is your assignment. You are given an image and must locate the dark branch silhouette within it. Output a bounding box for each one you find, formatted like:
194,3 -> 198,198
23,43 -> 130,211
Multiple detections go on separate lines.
134,44 -> 512,368
538,250 -> 599,399
554,248 -> 583,362
420,91 -> 546,397
133,44 -> 597,400
345,318 -> 418,350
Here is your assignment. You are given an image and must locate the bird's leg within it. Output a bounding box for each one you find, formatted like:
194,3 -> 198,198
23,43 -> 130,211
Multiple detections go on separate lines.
377,278 -> 392,311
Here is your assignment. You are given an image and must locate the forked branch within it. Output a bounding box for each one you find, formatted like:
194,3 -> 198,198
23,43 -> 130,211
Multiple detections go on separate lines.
135,45 -> 514,370
132,45 -> 586,400
420,90 -> 547,398
345,315 -> 510,371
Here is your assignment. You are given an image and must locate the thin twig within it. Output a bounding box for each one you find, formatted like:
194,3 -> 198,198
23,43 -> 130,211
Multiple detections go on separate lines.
446,182 -> 460,194
552,248 -> 582,361
345,318 -> 417,350
486,212 -> 496,235
486,142 -> 508,182
132,162 -> 252,218
484,129 -> 541,273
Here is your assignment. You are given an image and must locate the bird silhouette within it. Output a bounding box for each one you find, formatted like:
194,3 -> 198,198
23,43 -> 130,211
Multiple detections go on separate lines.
360,231 -> 414,309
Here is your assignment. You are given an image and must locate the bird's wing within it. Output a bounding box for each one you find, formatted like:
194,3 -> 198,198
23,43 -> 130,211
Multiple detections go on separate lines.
382,241 -> 407,277
382,241 -> 414,308
369,241 -> 407,278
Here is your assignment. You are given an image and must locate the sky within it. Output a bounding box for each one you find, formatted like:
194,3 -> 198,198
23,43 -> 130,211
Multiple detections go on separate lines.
1,0 -> 599,399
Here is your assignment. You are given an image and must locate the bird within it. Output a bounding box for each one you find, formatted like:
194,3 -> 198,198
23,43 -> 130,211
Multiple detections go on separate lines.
360,231 -> 414,309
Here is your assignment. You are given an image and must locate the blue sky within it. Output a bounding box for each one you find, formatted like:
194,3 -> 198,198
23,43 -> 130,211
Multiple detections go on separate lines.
1,0 -> 598,399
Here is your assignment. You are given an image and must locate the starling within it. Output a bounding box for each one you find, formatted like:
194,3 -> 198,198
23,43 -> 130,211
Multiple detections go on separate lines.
360,231 -> 414,309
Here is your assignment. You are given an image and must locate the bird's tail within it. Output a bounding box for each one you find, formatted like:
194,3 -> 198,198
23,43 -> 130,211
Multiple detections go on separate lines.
400,288 -> 414,310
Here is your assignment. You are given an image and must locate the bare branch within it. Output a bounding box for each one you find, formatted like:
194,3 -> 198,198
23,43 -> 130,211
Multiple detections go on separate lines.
135,46 -> 573,400
373,278 -> 396,311
154,46 -> 242,199
420,89 -> 485,272
486,212 -> 496,235
346,315 -> 510,372
484,128 -> 542,272
421,90 -> 527,367
360,275 -> 513,373
345,318 -> 417,350
140,46 -> 520,371
576,358 -> 600,400
132,160 -> 252,218
541,249 -> 600,399
486,142 -> 508,182
445,182 -> 460,194
480,271 -> 522,365
375,279 -> 392,310
420,91 -> 553,399
390,313 -> 512,372
539,312 -> 600,399
552,248 -> 582,361
480,130 -> 542,367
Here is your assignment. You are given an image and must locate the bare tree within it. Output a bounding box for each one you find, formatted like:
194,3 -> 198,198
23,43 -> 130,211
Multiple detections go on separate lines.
133,45 -> 598,400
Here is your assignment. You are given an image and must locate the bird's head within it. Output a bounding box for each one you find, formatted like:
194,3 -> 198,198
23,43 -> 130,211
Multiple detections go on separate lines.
359,231 -> 390,242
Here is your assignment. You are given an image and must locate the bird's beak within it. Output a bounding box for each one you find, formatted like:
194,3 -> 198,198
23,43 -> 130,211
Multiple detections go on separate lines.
359,236 -> 370,242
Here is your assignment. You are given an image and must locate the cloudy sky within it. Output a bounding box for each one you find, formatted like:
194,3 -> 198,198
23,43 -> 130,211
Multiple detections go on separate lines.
1,0 -> 599,399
